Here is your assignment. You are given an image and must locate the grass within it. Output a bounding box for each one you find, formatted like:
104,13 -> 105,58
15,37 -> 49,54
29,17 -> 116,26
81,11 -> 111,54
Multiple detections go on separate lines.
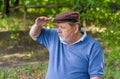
0,62 -> 48,79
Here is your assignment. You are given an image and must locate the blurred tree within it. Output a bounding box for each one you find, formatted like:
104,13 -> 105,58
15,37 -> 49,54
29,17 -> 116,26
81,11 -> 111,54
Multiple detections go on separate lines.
3,0 -> 10,15
14,0 -> 19,11
0,0 -> 3,12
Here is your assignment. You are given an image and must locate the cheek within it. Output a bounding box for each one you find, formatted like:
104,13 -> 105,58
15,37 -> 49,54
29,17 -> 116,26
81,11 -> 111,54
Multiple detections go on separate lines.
63,30 -> 71,37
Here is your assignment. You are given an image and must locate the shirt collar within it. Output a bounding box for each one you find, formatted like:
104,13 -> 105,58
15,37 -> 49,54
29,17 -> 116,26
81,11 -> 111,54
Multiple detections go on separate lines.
71,28 -> 87,45
61,28 -> 87,45
79,28 -> 87,41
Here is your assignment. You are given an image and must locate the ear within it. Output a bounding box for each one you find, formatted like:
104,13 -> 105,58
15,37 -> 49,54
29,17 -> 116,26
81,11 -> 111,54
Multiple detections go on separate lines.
74,24 -> 79,34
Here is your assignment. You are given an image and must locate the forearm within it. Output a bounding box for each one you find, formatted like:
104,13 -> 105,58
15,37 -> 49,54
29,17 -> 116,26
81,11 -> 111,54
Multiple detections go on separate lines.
29,24 -> 41,40
90,77 -> 102,79
30,16 -> 51,40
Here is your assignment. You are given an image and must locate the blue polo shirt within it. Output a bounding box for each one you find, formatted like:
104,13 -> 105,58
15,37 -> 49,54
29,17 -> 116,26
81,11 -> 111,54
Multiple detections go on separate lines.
36,28 -> 104,79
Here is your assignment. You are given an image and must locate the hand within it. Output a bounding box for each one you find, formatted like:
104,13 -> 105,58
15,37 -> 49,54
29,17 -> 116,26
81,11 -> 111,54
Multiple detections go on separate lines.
35,16 -> 52,27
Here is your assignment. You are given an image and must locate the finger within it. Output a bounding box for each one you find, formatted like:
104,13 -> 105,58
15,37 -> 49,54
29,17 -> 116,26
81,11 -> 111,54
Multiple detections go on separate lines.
49,16 -> 52,19
35,16 -> 51,24
35,17 -> 42,22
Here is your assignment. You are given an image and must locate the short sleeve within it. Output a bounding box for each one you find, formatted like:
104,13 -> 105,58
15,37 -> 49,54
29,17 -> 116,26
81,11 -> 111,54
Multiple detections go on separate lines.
88,42 -> 104,78
36,28 -> 56,48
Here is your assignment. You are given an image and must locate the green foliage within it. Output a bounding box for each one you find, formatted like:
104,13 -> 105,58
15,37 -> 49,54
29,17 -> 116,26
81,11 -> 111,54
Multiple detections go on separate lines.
93,22 -> 120,79
0,15 -> 33,31
73,0 -> 120,27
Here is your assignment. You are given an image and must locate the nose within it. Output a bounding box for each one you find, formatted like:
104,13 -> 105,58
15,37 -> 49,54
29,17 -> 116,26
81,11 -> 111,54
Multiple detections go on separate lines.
57,27 -> 62,33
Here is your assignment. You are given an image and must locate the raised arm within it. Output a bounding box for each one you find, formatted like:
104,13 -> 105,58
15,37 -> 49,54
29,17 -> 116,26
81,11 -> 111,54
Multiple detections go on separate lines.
29,16 -> 51,40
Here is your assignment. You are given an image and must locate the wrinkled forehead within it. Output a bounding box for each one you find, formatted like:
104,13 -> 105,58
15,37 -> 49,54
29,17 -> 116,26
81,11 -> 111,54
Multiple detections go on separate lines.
53,22 -> 70,28
52,21 -> 79,28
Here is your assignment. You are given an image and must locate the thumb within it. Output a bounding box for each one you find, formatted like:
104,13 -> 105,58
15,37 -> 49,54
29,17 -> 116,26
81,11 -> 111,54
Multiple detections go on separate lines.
48,16 -> 52,21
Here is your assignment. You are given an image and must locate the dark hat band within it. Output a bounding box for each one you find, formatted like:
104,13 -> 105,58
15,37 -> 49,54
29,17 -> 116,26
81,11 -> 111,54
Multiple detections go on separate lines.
54,18 -> 79,23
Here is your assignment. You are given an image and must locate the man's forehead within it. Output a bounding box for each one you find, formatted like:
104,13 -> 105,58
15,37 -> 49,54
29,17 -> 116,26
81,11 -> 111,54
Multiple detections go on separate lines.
57,22 -> 69,26
52,22 -> 70,28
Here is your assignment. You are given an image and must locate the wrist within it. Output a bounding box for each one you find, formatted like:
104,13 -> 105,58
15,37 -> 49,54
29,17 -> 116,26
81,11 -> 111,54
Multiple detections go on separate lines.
34,24 -> 42,28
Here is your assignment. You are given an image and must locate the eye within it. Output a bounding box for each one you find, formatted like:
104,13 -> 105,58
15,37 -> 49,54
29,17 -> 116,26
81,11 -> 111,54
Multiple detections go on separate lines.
60,26 -> 66,29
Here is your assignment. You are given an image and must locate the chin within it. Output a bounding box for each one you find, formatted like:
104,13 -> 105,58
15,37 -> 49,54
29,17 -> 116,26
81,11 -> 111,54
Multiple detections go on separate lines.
59,37 -> 69,43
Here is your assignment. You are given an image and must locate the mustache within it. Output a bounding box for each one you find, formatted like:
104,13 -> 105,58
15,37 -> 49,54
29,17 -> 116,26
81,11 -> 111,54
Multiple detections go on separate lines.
58,32 -> 62,36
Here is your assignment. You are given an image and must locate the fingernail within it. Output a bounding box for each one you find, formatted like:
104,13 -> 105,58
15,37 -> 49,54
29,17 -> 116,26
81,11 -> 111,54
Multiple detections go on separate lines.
49,16 -> 52,19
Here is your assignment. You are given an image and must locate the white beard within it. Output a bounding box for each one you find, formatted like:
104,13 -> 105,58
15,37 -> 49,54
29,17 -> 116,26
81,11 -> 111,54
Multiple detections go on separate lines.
58,33 -> 74,44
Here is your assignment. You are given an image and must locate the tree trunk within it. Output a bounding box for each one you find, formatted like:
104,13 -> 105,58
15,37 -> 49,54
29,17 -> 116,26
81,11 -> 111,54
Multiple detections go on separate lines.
14,0 -> 19,11
3,0 -> 10,15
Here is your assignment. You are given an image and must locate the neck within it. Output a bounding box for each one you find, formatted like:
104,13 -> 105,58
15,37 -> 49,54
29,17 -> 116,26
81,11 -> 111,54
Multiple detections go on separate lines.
67,31 -> 83,45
